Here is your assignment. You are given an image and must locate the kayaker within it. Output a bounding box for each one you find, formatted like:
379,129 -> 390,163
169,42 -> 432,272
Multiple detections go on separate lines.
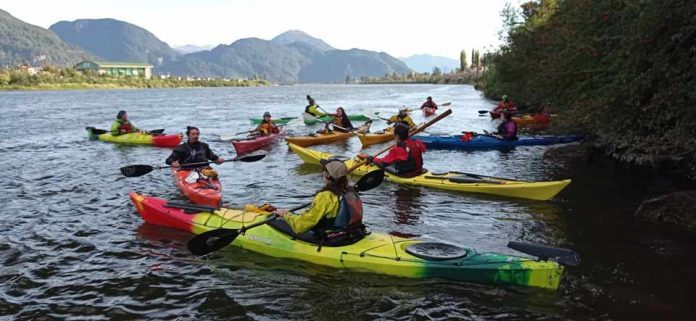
273,159 -> 365,240
493,95 -> 517,114
329,107 -> 354,132
358,125 -> 426,177
253,112 -> 280,136
166,126 -> 225,168
492,110 -> 518,141
305,95 -> 325,117
420,97 -> 437,110
110,110 -> 140,135
387,108 -> 417,129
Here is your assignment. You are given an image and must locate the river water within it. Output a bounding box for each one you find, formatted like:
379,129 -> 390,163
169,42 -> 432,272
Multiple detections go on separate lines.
0,85 -> 694,320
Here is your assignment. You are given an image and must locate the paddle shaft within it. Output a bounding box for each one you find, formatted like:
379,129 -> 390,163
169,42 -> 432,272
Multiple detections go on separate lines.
349,109 -> 452,171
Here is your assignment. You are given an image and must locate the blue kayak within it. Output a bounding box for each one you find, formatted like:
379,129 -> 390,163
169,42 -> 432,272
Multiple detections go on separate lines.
413,134 -> 584,150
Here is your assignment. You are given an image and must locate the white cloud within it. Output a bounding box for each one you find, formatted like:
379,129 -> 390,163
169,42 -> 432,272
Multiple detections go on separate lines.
3,0 -> 513,59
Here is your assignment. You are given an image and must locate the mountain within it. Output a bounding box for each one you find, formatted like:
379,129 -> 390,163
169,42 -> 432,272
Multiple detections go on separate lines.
271,30 -> 334,51
160,38 -> 309,83
0,9 -> 91,66
49,18 -> 178,66
402,54 -> 460,73
173,44 -> 213,55
298,48 -> 412,83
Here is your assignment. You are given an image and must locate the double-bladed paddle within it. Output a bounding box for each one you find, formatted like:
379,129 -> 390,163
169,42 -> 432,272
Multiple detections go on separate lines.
119,154 -> 266,177
86,127 -> 165,135
186,169 -> 385,256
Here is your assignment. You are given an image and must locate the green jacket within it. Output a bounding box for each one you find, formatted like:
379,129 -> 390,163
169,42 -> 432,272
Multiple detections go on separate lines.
284,190 -> 339,234
110,119 -> 138,135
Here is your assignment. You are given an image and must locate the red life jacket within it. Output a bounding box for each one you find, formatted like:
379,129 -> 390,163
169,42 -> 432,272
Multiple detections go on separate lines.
395,139 -> 425,175
119,121 -> 133,133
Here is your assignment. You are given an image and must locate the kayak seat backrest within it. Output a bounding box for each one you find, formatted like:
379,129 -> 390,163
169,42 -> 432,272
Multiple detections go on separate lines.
267,218 -> 366,247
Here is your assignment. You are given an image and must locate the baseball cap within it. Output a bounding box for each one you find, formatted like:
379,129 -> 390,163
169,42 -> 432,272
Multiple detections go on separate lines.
320,159 -> 347,179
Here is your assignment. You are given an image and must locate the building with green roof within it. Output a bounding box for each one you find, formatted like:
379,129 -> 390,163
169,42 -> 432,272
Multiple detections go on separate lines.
74,61 -> 153,79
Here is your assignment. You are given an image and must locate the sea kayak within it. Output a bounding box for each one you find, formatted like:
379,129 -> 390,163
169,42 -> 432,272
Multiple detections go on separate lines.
302,113 -> 372,125
232,127 -> 285,154
284,122 -> 371,147
287,143 -> 571,200
357,127 -> 394,147
413,134 -> 584,150
172,168 -> 222,207
249,117 -> 297,125
422,107 -> 436,116
86,128 -> 182,147
130,192 -> 564,289
490,112 -> 553,126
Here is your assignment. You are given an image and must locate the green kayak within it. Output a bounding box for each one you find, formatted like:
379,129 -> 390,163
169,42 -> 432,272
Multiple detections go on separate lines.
249,117 -> 297,125
302,113 -> 372,125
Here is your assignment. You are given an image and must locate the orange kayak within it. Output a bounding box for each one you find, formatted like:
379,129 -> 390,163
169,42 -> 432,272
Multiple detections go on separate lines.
284,122 -> 371,147
171,168 -> 222,207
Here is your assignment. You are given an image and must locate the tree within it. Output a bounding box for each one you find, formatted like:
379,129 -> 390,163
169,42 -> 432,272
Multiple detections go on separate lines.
432,66 -> 442,76
0,70 -> 10,86
460,50 -> 468,71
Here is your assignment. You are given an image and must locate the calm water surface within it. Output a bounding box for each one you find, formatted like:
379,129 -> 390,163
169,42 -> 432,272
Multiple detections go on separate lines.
0,85 -> 694,320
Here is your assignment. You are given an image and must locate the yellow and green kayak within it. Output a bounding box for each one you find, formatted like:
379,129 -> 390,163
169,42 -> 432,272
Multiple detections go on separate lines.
86,127 -> 182,147
287,143 -> 571,200
130,192 -> 565,289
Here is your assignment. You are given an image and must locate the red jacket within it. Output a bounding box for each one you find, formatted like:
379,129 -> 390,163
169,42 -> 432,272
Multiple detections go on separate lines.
374,139 -> 426,175
420,100 -> 437,110
493,101 -> 516,113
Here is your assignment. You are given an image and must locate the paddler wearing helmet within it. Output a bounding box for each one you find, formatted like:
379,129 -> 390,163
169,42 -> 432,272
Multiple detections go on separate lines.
386,108 -> 417,130
493,94 -> 517,114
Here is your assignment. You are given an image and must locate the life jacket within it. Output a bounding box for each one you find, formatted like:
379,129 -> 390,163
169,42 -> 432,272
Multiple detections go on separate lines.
394,139 -> 424,175
497,120 -> 518,141
305,104 -> 322,117
311,190 -> 366,249
259,120 -> 278,135
118,120 -> 133,133
394,115 -> 413,128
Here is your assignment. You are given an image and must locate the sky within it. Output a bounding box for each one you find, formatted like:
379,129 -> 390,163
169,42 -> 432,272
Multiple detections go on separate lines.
2,0 -> 516,60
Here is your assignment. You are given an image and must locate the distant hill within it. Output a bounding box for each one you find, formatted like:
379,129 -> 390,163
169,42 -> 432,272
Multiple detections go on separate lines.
0,9 -> 92,66
271,30 -> 334,51
173,44 -> 213,55
50,18 -> 179,66
299,48 -> 412,83
402,54 -> 459,73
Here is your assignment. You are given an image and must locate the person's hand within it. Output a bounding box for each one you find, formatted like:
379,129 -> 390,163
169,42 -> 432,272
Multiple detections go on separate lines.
273,209 -> 289,217
216,158 -> 224,164
171,161 -> 180,168
357,153 -> 369,160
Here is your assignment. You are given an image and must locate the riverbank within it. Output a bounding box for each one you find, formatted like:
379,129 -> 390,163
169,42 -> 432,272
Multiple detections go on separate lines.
358,69 -> 480,85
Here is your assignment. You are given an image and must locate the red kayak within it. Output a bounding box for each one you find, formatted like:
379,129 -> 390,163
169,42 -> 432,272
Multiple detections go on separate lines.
422,107 -> 436,116
171,168 -> 222,207
232,127 -> 284,154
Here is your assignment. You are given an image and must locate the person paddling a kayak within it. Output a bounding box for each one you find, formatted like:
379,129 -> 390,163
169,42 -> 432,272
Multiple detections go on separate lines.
305,95 -> 325,117
387,108 -> 417,130
110,110 -> 140,135
491,95 -> 517,119
166,126 -> 225,168
420,96 -> 438,111
329,107 -> 354,132
492,110 -> 518,141
272,159 -> 366,241
358,125 -> 426,177
253,112 -> 280,136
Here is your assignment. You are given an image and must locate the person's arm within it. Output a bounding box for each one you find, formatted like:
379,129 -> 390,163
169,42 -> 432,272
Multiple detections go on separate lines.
110,121 -> 120,135
165,148 -> 181,165
406,117 -> 417,128
204,143 -> 220,161
374,146 -> 408,165
283,191 -> 337,234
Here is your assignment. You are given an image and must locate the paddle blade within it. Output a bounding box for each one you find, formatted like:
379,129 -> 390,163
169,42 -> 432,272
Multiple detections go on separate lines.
478,110 -> 489,114
507,241 -> 581,267
356,170 -> 385,192
86,127 -> 108,135
148,129 -> 165,134
234,154 -> 266,162
441,102 -> 452,106
188,228 -> 240,256
120,164 -> 155,177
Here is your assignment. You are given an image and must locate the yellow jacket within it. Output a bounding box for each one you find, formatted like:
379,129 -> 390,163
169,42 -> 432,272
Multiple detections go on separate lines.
284,191 -> 339,234
306,105 -> 325,117
387,115 -> 416,129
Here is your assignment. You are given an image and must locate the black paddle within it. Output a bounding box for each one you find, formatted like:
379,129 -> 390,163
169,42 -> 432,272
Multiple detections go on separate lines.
120,154 -> 266,177
86,127 -> 165,135
507,241 -> 581,266
187,169 -> 385,256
